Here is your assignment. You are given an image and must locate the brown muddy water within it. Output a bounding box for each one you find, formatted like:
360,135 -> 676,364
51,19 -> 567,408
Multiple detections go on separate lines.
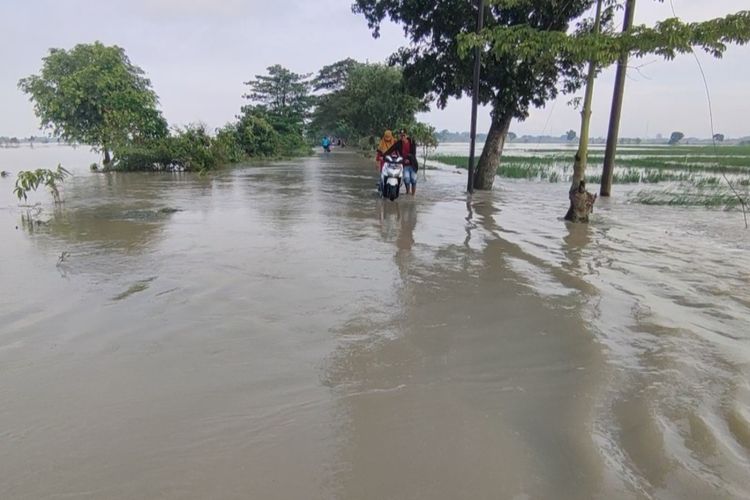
1,146 -> 749,499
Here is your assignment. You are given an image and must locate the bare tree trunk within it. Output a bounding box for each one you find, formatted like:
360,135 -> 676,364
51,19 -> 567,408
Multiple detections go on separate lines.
565,0 -> 602,223
473,112 -> 512,191
103,148 -> 111,166
601,0 -> 637,197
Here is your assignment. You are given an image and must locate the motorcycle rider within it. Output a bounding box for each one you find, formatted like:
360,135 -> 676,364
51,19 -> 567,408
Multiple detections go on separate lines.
376,130 -> 397,192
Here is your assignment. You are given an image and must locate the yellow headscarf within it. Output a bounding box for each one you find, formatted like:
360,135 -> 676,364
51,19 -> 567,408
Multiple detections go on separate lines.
377,130 -> 396,154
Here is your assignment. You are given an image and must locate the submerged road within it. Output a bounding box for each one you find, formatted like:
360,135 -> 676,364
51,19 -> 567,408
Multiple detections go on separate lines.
1,148 -> 749,499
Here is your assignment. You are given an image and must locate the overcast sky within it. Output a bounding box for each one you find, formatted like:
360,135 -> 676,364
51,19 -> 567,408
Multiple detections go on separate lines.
1,0 -> 748,139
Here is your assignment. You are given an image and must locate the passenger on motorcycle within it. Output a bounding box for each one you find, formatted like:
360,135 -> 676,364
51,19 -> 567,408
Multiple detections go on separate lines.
395,129 -> 418,196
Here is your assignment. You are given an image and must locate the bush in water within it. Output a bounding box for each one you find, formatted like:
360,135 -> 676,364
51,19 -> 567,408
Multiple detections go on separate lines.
14,164 -> 71,203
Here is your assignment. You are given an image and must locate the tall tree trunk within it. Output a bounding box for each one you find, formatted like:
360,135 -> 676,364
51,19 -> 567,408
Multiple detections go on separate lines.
601,0 -> 637,197
103,148 -> 111,165
473,112 -> 512,191
565,0 -> 602,223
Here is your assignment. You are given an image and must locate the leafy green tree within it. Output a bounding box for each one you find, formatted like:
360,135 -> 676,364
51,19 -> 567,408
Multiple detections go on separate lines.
668,131 -> 685,145
242,65 -> 313,155
234,111 -> 282,157
566,129 -> 578,141
18,42 -> 167,165
311,63 -> 424,142
310,59 -> 362,139
713,133 -> 725,143
312,58 -> 361,92
353,0 -> 597,190
410,121 -> 439,170
463,2 -> 750,220
243,65 -> 312,124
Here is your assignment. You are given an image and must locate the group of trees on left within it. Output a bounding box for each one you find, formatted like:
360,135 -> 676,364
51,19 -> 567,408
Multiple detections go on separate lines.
18,42 -> 430,172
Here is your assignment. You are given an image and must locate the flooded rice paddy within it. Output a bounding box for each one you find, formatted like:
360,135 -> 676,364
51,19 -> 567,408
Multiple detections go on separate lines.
1,145 -> 749,499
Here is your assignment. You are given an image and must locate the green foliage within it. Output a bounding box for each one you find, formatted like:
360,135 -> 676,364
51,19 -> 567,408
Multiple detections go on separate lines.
243,65 -> 312,125
353,0 -> 595,118
14,165 -> 71,203
462,7 -> 750,71
312,58 -> 361,92
18,42 -> 168,162
113,125 -> 231,172
242,65 -> 313,156
632,187 -> 749,208
214,125 -> 246,164
234,110 -> 282,157
311,63 -> 425,142
410,122 -> 439,166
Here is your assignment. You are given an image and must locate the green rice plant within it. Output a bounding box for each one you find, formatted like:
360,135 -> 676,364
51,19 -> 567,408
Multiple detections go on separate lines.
586,174 -> 602,184
696,176 -> 722,187
612,169 -> 642,183
631,187 -> 748,208
498,163 -> 545,179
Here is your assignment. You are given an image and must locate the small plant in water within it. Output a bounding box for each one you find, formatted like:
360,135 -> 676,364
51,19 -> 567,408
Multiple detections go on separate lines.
13,164 -> 71,203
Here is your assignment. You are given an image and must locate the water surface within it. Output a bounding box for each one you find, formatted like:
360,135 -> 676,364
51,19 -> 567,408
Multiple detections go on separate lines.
1,146 -> 749,499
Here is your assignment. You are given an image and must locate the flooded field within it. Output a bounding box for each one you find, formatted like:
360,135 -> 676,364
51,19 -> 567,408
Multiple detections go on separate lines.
1,146 -> 749,499
435,143 -> 750,204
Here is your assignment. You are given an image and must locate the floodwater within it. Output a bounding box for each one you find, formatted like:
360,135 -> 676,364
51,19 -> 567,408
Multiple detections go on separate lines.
1,146 -> 749,499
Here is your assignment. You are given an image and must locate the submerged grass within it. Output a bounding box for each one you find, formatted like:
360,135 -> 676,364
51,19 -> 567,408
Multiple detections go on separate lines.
631,188 -> 748,208
435,153 -> 750,174
435,152 -> 750,186
530,144 -> 750,157
434,150 -> 750,209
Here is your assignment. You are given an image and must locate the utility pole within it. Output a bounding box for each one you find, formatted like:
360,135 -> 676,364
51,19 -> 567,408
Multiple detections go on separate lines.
467,0 -> 485,194
601,0 -> 636,197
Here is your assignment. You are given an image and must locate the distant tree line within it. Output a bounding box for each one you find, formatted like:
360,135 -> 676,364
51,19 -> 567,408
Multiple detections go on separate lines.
0,136 -> 65,147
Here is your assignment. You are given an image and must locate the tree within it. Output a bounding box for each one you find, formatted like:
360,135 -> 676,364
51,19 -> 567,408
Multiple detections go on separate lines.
410,122 -> 439,174
669,131 -> 685,145
713,133 -> 725,142
464,4 -> 750,221
310,59 -> 362,139
566,129 -> 578,141
18,42 -> 167,165
507,132 -> 517,141
312,58 -> 361,92
243,65 -> 312,125
242,65 -> 313,155
233,112 -> 281,157
311,63 -> 424,141
353,0 -> 596,190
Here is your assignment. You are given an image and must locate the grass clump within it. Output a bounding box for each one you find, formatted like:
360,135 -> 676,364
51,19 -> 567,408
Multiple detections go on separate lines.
631,187 -> 748,208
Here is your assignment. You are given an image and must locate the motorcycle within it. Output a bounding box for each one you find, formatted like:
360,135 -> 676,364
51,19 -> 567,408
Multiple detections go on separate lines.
381,155 -> 404,201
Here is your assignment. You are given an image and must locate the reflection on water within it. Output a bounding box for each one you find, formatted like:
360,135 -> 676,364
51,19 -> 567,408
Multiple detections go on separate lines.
0,147 -> 749,499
